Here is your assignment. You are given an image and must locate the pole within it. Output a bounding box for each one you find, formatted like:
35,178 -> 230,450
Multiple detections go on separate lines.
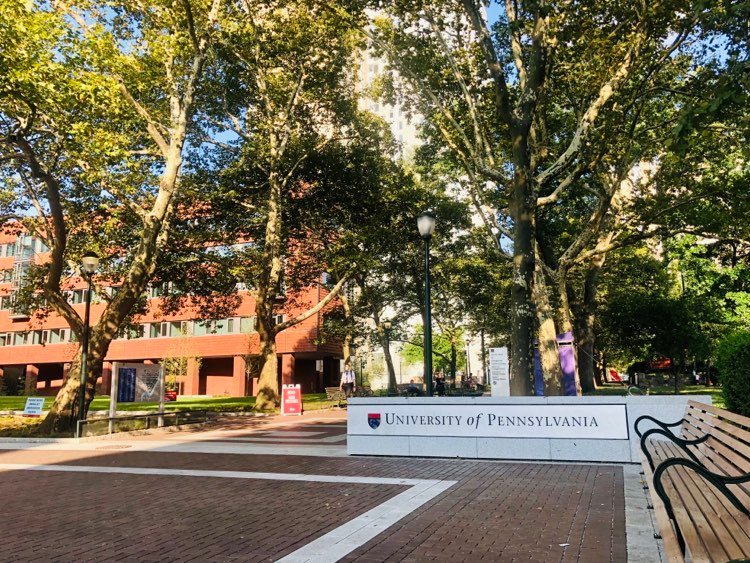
158,364 -> 165,428
108,362 -> 118,434
78,274 -> 92,434
424,237 -> 433,396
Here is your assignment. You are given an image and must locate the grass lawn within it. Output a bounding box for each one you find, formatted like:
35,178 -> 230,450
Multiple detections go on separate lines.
0,393 -> 330,413
586,384 -> 724,409
0,393 -> 334,437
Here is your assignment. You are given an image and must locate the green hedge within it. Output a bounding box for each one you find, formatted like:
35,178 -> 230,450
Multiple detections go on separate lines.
716,330 -> 750,417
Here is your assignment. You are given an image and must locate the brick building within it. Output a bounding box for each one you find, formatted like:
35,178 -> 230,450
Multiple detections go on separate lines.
0,231 -> 343,397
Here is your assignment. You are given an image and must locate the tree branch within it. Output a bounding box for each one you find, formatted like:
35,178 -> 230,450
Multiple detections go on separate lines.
273,268 -> 356,334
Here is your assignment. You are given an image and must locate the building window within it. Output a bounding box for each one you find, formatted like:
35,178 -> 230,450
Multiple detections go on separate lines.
1,270 -> 12,283
169,321 -> 189,337
0,242 -> 16,257
273,314 -> 286,327
148,282 -> 176,298
48,328 -> 67,344
193,318 -> 236,336
0,295 -> 11,310
240,317 -> 256,333
68,289 -> 88,305
148,323 -> 160,339
12,332 -> 29,346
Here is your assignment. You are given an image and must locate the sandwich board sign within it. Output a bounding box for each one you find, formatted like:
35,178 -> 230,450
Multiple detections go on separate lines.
22,397 -> 45,417
281,384 -> 302,416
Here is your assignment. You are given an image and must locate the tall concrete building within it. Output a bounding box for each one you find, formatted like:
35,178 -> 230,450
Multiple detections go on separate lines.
357,44 -> 422,158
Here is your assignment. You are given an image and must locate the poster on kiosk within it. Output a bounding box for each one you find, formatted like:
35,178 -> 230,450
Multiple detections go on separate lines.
281,384 -> 303,416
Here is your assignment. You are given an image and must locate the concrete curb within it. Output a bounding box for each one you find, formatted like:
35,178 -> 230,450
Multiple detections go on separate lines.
623,464 -> 664,562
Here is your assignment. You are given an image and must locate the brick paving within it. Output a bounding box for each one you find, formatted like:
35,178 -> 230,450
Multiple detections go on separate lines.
0,413 -> 628,562
0,466 -> 404,562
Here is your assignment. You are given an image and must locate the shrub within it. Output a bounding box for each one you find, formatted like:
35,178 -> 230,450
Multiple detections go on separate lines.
715,330 -> 750,417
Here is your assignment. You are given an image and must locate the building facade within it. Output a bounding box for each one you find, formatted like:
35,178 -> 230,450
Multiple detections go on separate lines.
0,231 -> 343,397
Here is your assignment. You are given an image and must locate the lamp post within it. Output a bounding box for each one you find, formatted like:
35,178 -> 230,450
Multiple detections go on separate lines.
77,251 -> 99,433
417,211 -> 436,396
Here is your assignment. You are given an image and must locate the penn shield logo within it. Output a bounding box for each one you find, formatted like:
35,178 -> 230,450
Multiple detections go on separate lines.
368,413 -> 381,430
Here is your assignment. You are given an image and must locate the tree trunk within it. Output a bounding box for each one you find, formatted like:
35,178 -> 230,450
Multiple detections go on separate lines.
555,267 -> 582,395
450,340 -> 457,382
255,317 -> 279,410
253,160 -> 284,409
576,251 -> 608,393
533,251 -> 563,396
509,139 -> 535,396
372,309 -> 397,392
340,290 -> 353,365
39,349 -> 103,435
380,333 -> 397,392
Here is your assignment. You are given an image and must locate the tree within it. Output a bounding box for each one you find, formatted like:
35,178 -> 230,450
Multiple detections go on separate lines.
336,0 -> 747,396
0,0 -> 223,432
190,0 -> 431,407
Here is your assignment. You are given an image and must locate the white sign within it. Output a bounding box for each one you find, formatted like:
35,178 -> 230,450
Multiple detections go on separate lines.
489,347 -> 510,397
350,404 -> 628,440
22,397 -> 45,417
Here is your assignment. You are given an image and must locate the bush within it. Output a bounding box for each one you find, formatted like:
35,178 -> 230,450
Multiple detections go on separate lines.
715,330 -> 750,417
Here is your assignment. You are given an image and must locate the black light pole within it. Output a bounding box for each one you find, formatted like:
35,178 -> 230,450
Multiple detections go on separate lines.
77,251 -> 99,435
417,212 -> 436,396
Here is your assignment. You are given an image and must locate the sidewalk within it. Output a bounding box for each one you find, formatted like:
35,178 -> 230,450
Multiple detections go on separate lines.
0,411 -> 658,562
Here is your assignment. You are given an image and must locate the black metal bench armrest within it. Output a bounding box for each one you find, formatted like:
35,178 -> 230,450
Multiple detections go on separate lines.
634,415 -> 685,438
653,457 -> 750,521
640,427 -> 708,469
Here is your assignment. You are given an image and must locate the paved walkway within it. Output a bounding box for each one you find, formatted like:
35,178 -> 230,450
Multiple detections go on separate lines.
0,411 -> 657,562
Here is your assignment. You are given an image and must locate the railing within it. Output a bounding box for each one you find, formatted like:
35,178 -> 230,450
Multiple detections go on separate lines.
75,410 -> 215,438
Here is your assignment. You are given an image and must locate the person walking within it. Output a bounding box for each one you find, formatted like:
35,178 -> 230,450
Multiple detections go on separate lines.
340,363 -> 356,398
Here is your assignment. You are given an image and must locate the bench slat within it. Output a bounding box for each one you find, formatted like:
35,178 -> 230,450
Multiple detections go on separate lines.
688,401 -> 750,431
641,447 -> 685,562
692,446 -> 750,510
687,407 -> 750,453
682,415 -> 750,508
652,442 -> 717,563
668,453 -> 750,560
682,413 -> 750,473
643,403 -> 750,563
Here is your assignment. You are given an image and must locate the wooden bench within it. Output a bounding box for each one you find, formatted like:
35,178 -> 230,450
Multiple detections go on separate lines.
324,386 -> 346,408
636,401 -> 750,562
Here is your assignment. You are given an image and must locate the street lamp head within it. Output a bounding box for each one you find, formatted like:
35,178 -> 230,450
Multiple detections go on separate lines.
80,251 -> 99,275
383,321 -> 392,330
417,211 -> 436,240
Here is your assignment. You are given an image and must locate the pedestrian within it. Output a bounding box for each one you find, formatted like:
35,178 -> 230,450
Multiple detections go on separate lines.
435,374 -> 446,396
340,362 -> 356,398
407,379 -> 421,396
